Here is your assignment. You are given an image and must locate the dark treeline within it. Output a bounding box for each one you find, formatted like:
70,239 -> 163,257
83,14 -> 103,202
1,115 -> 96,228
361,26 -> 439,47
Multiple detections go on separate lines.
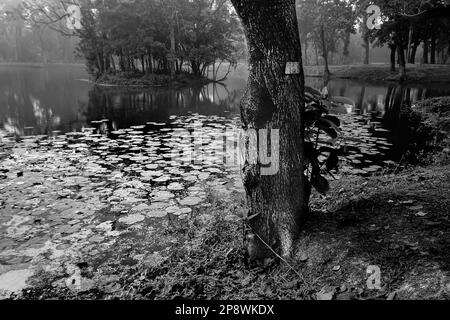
371,0 -> 450,79
15,0 -> 245,81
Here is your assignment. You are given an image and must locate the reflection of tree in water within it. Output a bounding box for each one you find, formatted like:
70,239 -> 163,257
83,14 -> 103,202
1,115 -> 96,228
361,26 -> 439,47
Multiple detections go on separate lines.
84,83 -> 242,130
381,85 -> 437,160
0,67 -> 88,136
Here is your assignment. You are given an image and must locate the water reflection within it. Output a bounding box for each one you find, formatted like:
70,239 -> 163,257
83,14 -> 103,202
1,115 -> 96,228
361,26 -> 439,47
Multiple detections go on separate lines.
84,82 -> 242,133
306,77 -> 450,118
0,65 -> 90,137
0,66 -> 245,138
1,66 -> 450,171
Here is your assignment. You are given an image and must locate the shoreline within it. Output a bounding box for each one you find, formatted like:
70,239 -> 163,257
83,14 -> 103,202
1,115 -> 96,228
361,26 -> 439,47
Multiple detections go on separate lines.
93,72 -> 218,89
304,64 -> 450,84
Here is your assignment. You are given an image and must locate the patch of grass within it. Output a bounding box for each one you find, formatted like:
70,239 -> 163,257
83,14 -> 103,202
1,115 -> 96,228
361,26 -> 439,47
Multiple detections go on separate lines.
410,97 -> 450,165
304,64 -> 450,83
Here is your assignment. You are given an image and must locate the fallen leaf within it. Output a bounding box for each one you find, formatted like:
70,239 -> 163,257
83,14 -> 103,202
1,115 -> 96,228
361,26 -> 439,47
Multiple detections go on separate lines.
316,287 -> 336,300
299,252 -> 308,262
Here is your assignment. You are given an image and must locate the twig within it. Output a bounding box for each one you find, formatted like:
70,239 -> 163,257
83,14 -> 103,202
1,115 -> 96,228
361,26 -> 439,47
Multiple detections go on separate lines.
250,228 -> 304,280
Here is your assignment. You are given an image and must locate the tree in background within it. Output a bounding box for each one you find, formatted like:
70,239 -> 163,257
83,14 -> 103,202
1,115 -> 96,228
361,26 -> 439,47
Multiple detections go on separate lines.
297,0 -> 355,73
0,0 -> 78,63
20,0 -> 244,80
368,0 -> 450,79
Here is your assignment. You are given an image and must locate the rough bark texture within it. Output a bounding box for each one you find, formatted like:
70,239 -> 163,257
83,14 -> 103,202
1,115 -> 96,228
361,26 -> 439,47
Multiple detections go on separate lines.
230,0 -> 309,260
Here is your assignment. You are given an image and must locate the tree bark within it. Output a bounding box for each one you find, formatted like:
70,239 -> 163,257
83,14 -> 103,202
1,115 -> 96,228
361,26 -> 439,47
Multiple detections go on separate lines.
169,14 -> 176,78
389,44 -> 397,72
343,32 -> 351,65
397,45 -> 406,81
409,43 -> 418,64
430,35 -> 436,64
422,39 -> 429,64
230,0 -> 309,260
406,25 -> 413,62
320,24 -> 330,78
304,36 -> 308,66
361,19 -> 370,65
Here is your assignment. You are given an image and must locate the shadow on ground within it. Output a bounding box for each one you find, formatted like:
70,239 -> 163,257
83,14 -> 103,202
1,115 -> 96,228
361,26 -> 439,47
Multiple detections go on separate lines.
296,165 -> 449,299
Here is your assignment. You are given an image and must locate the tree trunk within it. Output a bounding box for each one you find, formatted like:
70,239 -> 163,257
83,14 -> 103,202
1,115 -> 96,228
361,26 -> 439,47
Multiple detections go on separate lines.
230,0 -> 309,260
15,25 -> 22,62
406,25 -> 413,61
397,45 -> 406,81
362,21 -> 370,65
409,43 -> 418,64
422,39 -> 429,64
390,44 -> 397,72
430,35 -> 436,64
169,14 -> 176,79
320,24 -> 330,78
315,45 -> 319,66
304,36 -> 308,66
343,32 -> 351,65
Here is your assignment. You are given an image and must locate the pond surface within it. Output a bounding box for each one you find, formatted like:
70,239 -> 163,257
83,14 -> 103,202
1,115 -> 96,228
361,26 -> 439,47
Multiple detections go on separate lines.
1,64 -> 450,175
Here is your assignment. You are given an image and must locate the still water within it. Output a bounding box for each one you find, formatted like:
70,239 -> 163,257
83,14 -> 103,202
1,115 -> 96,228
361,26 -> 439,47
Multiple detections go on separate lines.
1,64 -> 449,174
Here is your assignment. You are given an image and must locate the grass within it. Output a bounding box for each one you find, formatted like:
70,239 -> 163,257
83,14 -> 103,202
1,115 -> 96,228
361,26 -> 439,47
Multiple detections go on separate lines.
304,63 -> 450,83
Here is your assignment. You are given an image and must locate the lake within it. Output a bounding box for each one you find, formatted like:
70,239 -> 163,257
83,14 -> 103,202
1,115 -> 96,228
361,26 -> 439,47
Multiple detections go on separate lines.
1,64 -> 449,175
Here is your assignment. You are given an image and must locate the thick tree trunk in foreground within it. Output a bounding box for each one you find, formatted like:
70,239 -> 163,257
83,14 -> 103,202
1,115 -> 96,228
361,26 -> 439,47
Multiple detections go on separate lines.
231,0 -> 309,260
